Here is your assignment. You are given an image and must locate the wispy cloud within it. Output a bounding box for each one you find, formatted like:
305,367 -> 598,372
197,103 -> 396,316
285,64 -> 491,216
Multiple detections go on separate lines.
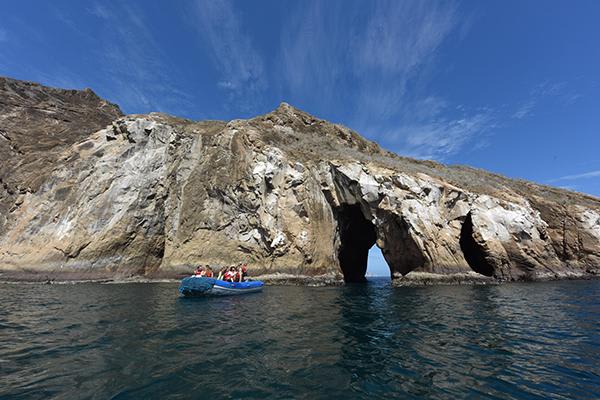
557,185 -> 577,191
513,81 -> 580,120
550,170 -> 600,182
352,1 -> 496,160
0,13 -> 95,92
386,109 -> 495,159
188,0 -> 266,111
357,2 -> 456,74
352,0 -> 459,125
512,100 -> 535,119
280,1 -> 459,116
88,3 -> 111,20
278,0 -> 489,160
83,3 -> 195,115
279,1 -> 353,106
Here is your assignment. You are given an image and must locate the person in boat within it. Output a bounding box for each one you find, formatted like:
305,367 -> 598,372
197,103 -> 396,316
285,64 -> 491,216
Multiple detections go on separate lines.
222,267 -> 230,282
217,266 -> 227,280
241,263 -> 248,281
224,266 -> 238,282
223,268 -> 230,282
233,263 -> 241,282
194,266 -> 204,276
205,265 -> 214,278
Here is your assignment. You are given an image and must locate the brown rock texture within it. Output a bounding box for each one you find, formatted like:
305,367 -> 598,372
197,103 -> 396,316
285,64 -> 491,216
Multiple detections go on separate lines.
0,77 -> 123,234
0,77 -> 599,283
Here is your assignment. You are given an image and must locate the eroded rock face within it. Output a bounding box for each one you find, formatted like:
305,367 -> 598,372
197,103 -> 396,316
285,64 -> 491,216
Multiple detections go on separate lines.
0,77 -> 123,235
0,78 -> 599,282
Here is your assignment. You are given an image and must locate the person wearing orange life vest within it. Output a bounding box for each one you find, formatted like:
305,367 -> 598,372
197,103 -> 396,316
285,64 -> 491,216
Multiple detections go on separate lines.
223,266 -> 237,282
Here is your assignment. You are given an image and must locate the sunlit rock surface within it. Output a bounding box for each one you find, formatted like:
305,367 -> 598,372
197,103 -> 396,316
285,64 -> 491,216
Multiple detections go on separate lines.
1,77 -> 599,282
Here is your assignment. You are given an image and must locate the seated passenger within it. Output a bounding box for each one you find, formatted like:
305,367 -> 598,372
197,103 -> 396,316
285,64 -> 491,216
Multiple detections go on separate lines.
225,266 -> 237,282
222,269 -> 232,282
194,266 -> 204,276
205,265 -> 214,278
241,263 -> 248,281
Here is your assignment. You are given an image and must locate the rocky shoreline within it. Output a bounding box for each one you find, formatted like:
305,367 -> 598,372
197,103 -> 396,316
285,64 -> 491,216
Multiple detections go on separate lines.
2,270 -> 597,288
1,77 -> 600,284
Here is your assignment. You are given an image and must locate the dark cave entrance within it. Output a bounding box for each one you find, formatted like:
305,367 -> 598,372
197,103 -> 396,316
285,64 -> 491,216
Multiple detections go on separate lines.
336,204 -> 379,282
459,212 -> 495,277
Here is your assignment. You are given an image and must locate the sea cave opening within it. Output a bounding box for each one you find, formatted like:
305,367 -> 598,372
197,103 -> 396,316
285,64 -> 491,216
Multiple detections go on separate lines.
336,204 -> 390,282
459,212 -> 495,277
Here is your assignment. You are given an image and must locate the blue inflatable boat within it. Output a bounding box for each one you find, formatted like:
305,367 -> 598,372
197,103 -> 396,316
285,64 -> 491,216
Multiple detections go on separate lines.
179,276 -> 264,297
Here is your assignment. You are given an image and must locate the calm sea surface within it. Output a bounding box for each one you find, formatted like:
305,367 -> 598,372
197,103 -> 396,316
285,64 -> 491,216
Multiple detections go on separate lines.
1,279 -> 599,399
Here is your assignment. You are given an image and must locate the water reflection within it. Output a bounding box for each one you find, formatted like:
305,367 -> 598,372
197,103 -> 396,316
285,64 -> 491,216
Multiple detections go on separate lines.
1,280 -> 598,399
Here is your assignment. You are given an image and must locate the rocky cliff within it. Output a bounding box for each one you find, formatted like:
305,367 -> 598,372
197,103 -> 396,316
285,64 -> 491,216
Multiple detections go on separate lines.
0,77 -> 123,234
1,77 -> 599,283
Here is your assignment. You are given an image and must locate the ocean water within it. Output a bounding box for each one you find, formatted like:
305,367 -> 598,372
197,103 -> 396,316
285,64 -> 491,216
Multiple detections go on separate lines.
1,279 -> 598,399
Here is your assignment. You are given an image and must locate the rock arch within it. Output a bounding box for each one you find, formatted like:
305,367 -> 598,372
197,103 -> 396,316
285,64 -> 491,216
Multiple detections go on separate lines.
334,203 -> 429,282
376,212 -> 426,277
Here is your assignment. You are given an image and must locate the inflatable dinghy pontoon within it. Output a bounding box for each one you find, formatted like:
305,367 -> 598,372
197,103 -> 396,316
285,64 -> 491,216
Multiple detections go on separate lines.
179,276 -> 264,297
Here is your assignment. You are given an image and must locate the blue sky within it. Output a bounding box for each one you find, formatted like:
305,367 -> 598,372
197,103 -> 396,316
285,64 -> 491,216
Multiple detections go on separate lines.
1,1 -> 599,276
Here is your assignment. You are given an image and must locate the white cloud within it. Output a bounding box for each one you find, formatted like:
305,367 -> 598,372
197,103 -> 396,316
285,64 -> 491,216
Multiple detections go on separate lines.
217,80 -> 235,89
356,1 -> 456,75
352,1 -> 457,121
534,81 -> 567,97
278,0 -> 489,160
89,3 -> 111,20
280,1 -> 458,117
512,81 -> 580,120
512,100 -> 535,119
550,170 -> 600,182
279,1 -> 352,106
557,185 -> 577,191
189,0 -> 265,110
83,2 -> 194,114
386,110 -> 495,159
